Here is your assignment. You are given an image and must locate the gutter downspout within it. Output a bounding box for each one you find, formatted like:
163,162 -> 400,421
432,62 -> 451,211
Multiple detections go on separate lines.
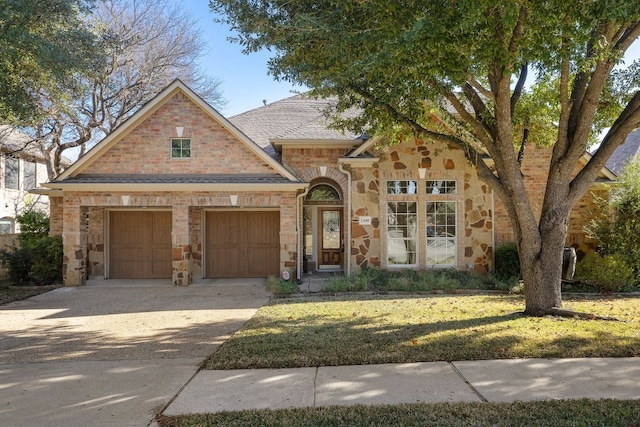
338,161 -> 352,276
296,187 -> 310,281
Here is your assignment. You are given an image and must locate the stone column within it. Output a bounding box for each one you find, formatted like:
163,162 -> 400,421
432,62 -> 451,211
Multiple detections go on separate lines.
280,196 -> 298,278
172,203 -> 192,286
63,204 -> 87,286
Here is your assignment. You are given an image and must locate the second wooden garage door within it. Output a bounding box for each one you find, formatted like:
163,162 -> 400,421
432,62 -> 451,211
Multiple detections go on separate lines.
109,211 -> 172,279
206,211 -> 280,278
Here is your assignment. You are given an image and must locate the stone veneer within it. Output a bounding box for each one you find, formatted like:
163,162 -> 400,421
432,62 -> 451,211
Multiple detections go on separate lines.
283,138 -> 494,274
359,138 -> 493,273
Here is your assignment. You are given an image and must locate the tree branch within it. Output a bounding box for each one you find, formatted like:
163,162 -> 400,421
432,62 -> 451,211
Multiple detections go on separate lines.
511,63 -> 528,117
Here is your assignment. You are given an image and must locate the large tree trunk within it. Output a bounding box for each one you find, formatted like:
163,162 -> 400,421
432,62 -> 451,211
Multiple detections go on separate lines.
520,229 -> 565,315
519,181 -> 573,315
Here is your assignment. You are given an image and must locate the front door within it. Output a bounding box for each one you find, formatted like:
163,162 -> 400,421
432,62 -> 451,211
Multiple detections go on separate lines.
319,208 -> 342,268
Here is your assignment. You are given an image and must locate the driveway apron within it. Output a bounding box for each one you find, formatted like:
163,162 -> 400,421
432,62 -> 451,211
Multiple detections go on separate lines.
0,279 -> 270,427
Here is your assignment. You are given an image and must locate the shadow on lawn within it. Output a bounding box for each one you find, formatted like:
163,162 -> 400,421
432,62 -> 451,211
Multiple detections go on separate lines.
206,311 -> 525,369
206,299 -> 640,370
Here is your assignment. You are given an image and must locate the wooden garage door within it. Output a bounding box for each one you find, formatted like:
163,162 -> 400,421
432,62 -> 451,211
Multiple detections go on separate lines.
206,211 -> 280,278
109,211 -> 172,279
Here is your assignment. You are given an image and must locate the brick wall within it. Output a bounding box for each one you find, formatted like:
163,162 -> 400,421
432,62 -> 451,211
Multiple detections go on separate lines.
63,190 -> 299,284
493,145 -> 602,258
87,92 -> 275,175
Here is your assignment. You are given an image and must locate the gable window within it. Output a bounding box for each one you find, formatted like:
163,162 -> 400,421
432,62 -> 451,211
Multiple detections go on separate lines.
4,156 -> 19,189
171,138 -> 191,158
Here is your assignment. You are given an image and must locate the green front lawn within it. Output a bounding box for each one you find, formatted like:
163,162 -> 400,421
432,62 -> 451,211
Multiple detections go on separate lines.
206,294 -> 640,369
158,399 -> 640,427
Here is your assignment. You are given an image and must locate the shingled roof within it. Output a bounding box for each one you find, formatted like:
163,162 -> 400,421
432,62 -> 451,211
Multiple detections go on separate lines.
228,94 -> 366,159
606,129 -> 640,175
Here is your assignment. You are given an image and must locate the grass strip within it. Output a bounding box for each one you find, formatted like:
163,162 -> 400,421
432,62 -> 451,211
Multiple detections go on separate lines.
157,398 -> 640,427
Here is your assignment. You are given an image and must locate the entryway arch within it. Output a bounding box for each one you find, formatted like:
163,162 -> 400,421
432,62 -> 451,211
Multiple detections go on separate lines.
303,179 -> 345,272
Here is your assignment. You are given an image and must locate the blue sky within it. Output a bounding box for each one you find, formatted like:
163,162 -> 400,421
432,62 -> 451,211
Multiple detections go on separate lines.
185,1 -> 640,117
181,1 -> 303,116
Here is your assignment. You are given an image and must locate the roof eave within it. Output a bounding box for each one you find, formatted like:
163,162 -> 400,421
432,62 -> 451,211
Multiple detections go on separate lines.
43,182 -> 309,192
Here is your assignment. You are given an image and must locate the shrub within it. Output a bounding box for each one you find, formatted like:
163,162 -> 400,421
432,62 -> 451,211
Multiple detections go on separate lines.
16,210 -> 49,241
0,212 -> 62,286
266,276 -> 300,295
323,268 -> 513,293
575,252 -> 635,293
494,244 -> 521,280
0,246 -> 33,285
585,158 -> 640,285
28,236 -> 63,283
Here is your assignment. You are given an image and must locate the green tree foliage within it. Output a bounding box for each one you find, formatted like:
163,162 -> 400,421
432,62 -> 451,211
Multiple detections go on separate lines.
210,0 -> 640,315
585,157 -> 640,285
16,210 -> 49,240
0,0 -> 96,123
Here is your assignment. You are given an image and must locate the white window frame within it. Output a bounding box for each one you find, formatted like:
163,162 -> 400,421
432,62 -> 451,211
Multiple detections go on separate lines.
386,201 -> 418,267
171,138 -> 191,158
426,200 -> 457,267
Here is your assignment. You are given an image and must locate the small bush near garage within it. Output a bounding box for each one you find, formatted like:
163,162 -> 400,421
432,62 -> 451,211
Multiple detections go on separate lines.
0,211 -> 63,285
267,276 -> 300,295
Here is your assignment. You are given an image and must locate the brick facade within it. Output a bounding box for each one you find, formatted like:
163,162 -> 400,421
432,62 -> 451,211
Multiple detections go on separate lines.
48,82 -> 609,286
493,145 -> 603,259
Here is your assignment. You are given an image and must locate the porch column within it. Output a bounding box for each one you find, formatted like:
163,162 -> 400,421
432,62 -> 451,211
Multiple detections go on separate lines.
280,197 -> 298,278
62,204 -> 87,286
172,203 -> 192,286
49,196 -> 64,237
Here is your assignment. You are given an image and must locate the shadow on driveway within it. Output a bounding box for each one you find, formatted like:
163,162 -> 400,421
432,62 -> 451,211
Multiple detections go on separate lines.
0,279 -> 271,426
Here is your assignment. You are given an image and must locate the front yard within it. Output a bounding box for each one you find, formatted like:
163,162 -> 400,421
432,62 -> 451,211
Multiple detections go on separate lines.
205,294 -> 640,369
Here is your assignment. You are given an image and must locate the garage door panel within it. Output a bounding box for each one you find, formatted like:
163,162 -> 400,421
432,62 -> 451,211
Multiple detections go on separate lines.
247,248 -> 279,275
206,211 -> 279,278
110,211 -> 172,279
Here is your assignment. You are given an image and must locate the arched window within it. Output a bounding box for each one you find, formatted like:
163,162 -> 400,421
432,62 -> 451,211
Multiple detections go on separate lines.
0,217 -> 15,234
305,183 -> 341,202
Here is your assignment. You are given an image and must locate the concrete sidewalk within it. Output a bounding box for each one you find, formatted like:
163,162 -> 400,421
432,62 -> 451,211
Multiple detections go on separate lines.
164,358 -> 640,415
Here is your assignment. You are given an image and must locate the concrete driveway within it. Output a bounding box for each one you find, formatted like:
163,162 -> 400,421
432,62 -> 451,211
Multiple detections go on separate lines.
0,279 -> 271,427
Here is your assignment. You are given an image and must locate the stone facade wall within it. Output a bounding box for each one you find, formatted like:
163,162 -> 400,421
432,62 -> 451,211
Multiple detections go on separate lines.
493,145 -> 602,259
87,92 -> 274,175
350,166 -> 381,270
369,139 -> 494,273
282,139 -> 495,274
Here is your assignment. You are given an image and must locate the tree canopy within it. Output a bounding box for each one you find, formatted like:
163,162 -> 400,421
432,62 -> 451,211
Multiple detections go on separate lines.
0,0 -> 96,123
211,0 -> 640,314
13,0 -> 225,178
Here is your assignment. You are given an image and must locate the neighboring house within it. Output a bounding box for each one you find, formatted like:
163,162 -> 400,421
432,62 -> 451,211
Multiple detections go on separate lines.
38,80 -> 617,286
0,126 -> 50,233
605,128 -> 640,175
